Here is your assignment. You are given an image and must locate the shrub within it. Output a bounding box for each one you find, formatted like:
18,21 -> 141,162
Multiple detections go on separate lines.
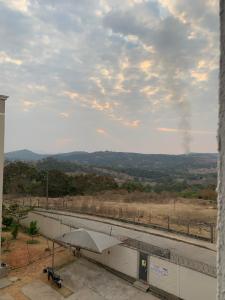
11,223 -> 19,239
27,239 -> 39,244
27,221 -> 39,238
2,216 -> 13,227
1,236 -> 6,246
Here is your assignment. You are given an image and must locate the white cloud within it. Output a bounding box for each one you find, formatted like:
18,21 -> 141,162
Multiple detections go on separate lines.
96,128 -> 108,135
0,0 -> 30,13
0,0 -> 218,153
22,100 -> 36,112
59,112 -> 69,118
156,127 -> 215,135
0,52 -> 22,65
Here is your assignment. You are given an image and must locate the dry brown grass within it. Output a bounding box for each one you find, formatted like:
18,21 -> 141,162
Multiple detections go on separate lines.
5,191 -> 217,241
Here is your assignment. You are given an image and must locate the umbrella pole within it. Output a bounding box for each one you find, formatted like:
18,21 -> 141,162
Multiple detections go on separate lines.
52,241 -> 55,270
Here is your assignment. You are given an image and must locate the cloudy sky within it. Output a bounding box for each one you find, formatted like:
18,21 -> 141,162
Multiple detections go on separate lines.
0,0 -> 219,154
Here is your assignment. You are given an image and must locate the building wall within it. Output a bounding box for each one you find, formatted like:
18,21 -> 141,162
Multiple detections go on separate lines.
0,99 -> 5,257
148,256 -> 216,300
22,211 -> 217,300
23,212 -> 138,278
82,245 -> 138,279
218,2 -> 225,299
149,256 -> 180,297
179,266 -> 216,300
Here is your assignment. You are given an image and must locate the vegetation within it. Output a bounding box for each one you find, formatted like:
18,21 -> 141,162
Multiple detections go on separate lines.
1,236 -> 6,246
4,161 -> 119,197
3,158 -> 217,201
2,216 -> 13,228
11,223 -> 19,239
4,203 -> 30,224
27,221 -> 39,239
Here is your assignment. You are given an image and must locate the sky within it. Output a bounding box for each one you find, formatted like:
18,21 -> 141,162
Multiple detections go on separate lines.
0,0 -> 219,154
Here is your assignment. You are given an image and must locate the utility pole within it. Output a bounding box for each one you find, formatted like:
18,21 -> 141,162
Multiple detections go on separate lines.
218,1 -> 225,298
0,95 -> 8,265
46,171 -> 49,209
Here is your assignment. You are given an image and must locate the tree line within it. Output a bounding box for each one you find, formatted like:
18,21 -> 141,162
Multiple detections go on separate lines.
3,160 -> 217,200
3,161 -> 117,197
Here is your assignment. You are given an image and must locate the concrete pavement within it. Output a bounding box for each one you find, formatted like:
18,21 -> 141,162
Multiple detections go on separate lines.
21,259 -> 159,300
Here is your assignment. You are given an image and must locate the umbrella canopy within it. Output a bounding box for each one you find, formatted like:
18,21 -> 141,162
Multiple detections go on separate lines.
55,228 -> 122,253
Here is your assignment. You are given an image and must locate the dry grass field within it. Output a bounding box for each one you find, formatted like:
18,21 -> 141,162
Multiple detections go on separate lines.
7,191 -> 217,242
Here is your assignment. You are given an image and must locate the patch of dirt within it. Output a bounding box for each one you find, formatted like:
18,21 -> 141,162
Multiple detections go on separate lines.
1,231 -> 75,300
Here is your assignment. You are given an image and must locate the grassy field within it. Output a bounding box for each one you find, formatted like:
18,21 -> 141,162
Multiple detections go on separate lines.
6,191 -> 217,241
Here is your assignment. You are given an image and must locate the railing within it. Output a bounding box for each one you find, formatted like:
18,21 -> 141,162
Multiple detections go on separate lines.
4,196 -> 216,243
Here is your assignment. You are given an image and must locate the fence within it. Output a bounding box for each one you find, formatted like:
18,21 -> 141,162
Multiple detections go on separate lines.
4,196 -> 216,243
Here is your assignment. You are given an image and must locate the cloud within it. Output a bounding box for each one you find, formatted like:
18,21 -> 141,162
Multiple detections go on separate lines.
22,100 -> 36,112
123,120 -> 141,128
96,128 -> 108,135
191,70 -> 208,82
0,0 -> 218,154
156,127 -> 215,135
0,52 -> 23,65
59,112 -> 69,118
0,0 -> 30,13
139,60 -> 152,73
91,100 -> 115,112
27,84 -> 47,91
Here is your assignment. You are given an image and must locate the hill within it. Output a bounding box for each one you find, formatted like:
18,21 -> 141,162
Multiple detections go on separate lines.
6,150 -> 217,170
5,149 -> 46,161
5,150 -> 217,186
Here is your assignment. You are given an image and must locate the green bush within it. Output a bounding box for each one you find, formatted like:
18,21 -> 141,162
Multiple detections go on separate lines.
2,216 -> 13,227
27,221 -> 39,238
27,239 -> 39,244
1,236 -> 6,246
11,223 -> 19,239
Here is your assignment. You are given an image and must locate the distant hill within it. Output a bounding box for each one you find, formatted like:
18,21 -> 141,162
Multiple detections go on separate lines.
5,149 -> 46,161
6,149 -> 218,167
5,149 -> 218,186
52,151 -> 217,170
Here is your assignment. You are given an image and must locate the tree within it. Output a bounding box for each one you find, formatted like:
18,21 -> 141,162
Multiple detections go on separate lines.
4,161 -> 40,195
11,223 -> 19,239
5,204 -> 30,224
27,221 -> 39,240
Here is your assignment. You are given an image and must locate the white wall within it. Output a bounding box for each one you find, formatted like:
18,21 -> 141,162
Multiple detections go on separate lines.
22,212 -> 70,239
0,99 -> 6,258
82,245 -> 138,279
179,266 -> 216,300
149,256 -> 179,297
23,212 -> 138,279
22,211 -> 217,300
148,256 -> 216,300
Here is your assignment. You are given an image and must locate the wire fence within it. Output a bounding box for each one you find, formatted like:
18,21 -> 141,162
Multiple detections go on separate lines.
4,196 -> 216,244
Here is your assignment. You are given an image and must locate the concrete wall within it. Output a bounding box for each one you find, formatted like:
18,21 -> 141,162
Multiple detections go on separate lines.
179,266 -> 216,300
149,256 -> 179,297
0,98 -> 6,257
82,246 -> 138,279
148,256 -> 216,300
22,211 -> 217,300
218,3 -> 225,300
23,212 -> 138,279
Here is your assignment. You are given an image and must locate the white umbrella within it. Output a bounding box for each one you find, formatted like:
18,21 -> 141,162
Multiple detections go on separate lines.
55,228 -> 122,253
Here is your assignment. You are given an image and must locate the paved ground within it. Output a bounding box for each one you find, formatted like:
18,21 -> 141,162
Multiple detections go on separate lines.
22,259 -> 158,300
38,209 -> 216,266
0,294 -> 14,300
